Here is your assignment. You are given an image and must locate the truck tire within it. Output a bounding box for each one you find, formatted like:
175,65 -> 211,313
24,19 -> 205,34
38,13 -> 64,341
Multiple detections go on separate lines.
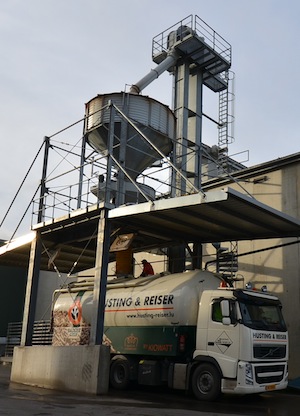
110,358 -> 130,390
191,363 -> 221,401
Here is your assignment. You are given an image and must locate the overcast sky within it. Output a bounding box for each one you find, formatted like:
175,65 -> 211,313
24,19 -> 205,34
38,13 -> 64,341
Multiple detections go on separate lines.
0,0 -> 299,239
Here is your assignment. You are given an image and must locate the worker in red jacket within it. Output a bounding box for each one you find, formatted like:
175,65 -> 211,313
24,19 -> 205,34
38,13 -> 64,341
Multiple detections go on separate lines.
140,259 -> 154,277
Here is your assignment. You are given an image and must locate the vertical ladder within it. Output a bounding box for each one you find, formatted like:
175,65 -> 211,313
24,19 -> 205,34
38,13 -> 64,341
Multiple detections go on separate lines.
217,77 -> 237,280
218,71 -> 235,173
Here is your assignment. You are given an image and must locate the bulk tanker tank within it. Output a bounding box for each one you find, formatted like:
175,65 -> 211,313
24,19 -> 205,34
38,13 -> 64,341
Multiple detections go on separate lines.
52,269 -> 222,354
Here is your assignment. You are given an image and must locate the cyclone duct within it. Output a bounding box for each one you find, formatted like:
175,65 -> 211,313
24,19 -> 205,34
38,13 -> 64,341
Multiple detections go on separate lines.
84,92 -> 175,204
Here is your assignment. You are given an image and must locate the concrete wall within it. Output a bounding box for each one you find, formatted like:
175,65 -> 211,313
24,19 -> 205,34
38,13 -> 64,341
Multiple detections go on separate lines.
11,345 -> 110,395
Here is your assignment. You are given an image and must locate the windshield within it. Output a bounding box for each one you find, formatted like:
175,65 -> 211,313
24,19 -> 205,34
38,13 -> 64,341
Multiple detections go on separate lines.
239,301 -> 287,331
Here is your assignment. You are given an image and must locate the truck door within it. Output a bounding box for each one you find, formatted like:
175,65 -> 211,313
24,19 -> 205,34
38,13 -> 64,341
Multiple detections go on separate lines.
206,298 -> 240,378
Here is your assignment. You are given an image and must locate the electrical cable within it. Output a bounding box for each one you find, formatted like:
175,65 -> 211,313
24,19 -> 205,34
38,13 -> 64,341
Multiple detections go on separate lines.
6,184 -> 41,243
236,238 -> 300,258
0,140 -> 45,229
67,226 -> 98,278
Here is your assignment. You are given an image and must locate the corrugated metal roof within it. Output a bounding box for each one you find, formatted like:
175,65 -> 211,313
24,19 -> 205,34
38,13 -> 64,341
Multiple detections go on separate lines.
109,187 -> 300,243
0,187 -> 299,274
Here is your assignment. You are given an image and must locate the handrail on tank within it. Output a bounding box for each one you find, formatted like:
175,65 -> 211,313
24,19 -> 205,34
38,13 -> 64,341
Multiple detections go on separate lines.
52,273 -> 171,299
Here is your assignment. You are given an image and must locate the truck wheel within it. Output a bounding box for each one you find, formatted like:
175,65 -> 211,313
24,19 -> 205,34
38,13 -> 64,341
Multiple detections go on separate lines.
191,363 -> 221,401
110,358 -> 130,390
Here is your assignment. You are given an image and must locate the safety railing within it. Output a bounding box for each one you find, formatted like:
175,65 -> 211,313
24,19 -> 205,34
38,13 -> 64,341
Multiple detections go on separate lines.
4,320 -> 53,357
152,14 -> 231,65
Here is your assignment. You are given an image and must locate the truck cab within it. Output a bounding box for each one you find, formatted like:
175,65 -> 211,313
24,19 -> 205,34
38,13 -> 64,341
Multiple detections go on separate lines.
192,288 -> 288,400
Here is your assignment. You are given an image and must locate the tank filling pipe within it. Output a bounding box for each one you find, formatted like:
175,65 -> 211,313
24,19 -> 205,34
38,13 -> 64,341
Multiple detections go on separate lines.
130,49 -> 179,94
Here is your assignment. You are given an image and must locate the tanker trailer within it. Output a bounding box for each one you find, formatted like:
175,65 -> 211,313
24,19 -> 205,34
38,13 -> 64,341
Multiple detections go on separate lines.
52,270 -> 288,401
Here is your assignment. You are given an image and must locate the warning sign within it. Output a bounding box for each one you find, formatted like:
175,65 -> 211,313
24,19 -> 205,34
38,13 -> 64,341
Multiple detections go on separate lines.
215,331 -> 233,353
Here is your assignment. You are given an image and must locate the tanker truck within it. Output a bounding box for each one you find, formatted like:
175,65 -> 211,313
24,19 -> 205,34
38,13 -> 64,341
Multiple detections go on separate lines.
51,270 -> 288,401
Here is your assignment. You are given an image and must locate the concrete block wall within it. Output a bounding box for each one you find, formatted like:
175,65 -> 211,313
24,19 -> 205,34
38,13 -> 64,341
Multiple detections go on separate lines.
11,345 -> 110,395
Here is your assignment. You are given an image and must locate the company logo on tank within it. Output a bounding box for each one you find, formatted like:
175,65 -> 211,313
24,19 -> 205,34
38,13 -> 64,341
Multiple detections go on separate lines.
105,294 -> 174,308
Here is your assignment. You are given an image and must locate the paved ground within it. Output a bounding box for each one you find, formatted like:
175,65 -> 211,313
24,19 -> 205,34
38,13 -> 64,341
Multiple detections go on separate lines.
0,362 -> 228,416
1,361 -> 300,416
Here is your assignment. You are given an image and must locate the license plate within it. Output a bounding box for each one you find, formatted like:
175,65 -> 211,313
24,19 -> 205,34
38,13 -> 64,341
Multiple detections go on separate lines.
265,384 -> 276,391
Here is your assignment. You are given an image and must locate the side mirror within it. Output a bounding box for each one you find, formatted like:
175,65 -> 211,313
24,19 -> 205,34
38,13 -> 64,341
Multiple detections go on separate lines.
220,299 -> 229,316
221,300 -> 231,325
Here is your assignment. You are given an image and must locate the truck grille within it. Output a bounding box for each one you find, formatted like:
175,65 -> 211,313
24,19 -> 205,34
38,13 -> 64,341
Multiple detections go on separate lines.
253,345 -> 286,359
254,365 -> 285,384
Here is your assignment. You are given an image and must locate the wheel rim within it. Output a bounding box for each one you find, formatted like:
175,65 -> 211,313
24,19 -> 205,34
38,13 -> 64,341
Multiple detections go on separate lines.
198,372 -> 213,393
115,366 -> 125,383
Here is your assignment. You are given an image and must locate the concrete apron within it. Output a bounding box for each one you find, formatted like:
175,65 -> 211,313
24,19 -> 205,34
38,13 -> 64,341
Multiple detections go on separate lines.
10,345 -> 110,395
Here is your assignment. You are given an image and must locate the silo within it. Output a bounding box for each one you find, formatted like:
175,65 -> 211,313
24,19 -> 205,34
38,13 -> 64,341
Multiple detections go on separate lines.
85,92 -> 175,204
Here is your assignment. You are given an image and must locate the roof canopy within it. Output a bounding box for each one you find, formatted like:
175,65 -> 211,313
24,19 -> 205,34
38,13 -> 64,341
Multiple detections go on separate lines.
1,188 -> 299,274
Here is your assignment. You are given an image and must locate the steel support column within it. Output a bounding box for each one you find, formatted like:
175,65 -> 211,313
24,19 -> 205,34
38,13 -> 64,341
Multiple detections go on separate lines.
90,208 -> 111,345
20,136 -> 50,346
77,133 -> 87,209
20,231 -> 42,346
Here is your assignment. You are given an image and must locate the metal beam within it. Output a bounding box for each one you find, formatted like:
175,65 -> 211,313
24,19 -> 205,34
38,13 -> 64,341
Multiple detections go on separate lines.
90,208 -> 111,345
20,232 -> 42,346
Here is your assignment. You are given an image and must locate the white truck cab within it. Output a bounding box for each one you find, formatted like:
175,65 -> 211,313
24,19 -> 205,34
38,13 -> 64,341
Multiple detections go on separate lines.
192,288 -> 288,399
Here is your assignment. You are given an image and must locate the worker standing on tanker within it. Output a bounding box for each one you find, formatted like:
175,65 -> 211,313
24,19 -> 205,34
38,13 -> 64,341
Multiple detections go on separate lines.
140,259 -> 154,277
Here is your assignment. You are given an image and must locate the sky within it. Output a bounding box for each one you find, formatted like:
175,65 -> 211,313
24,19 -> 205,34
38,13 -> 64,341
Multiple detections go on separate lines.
0,0 -> 300,240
